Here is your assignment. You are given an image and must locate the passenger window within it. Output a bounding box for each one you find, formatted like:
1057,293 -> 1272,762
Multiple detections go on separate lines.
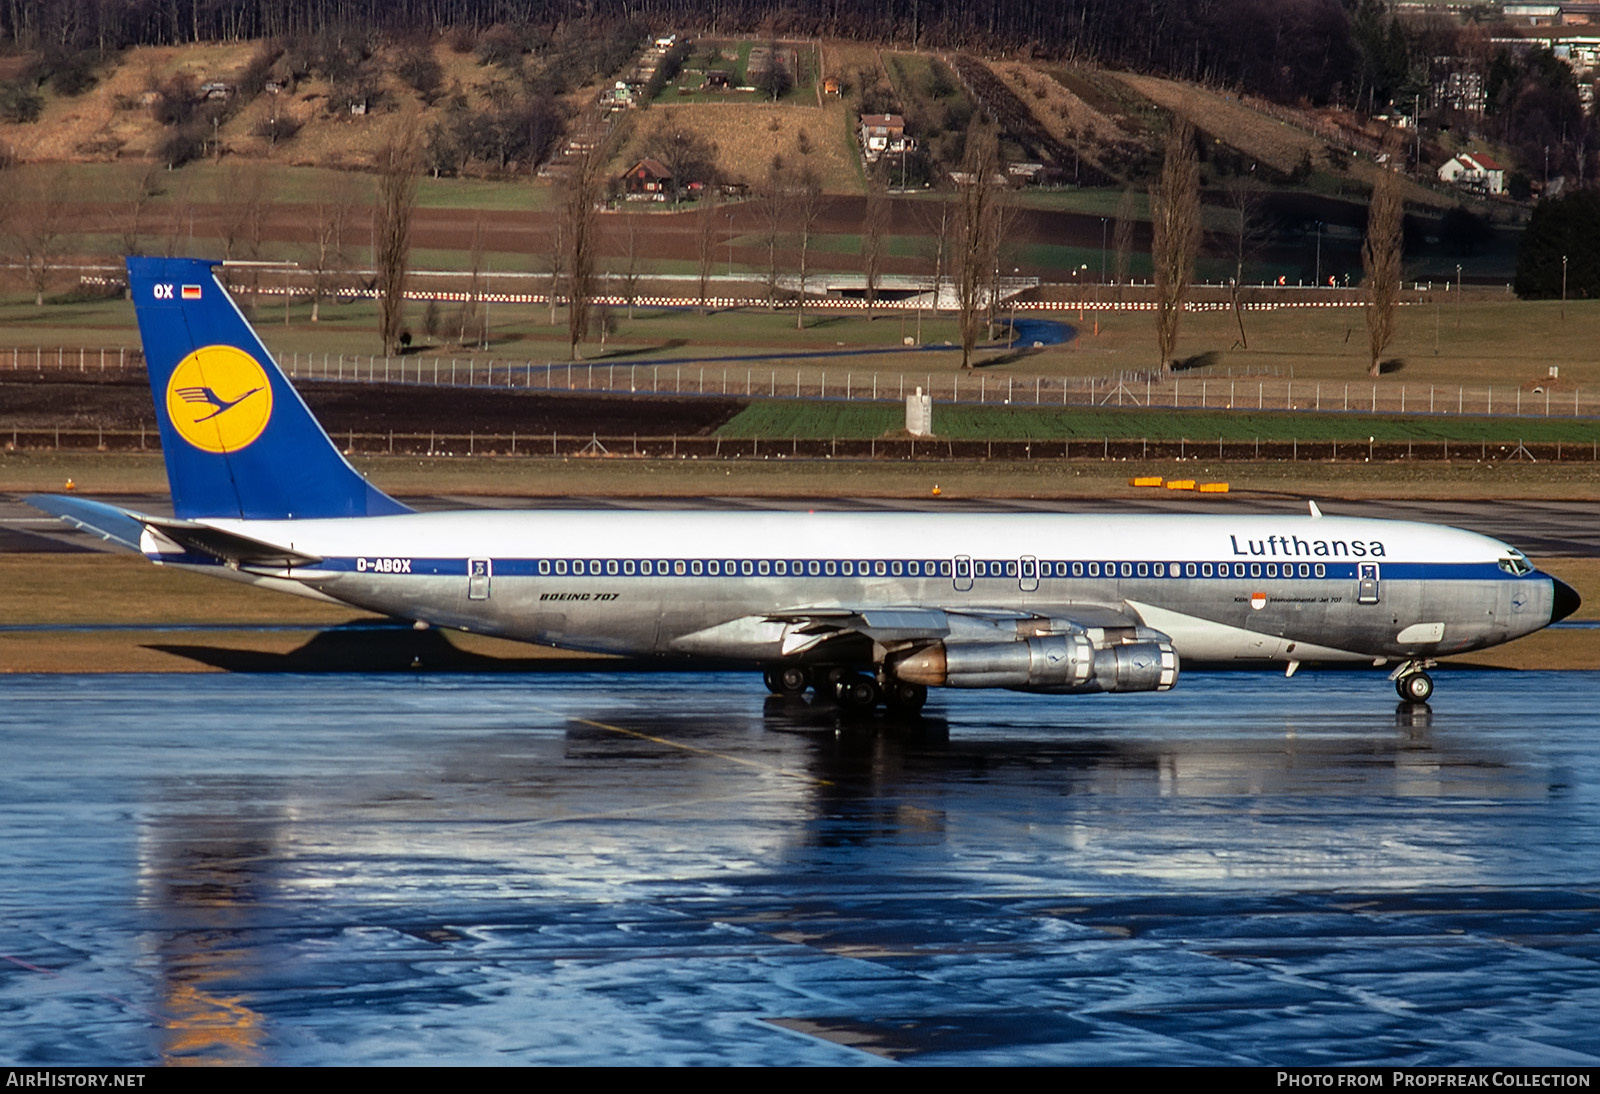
708,560 -> 721,576
640,560 -> 653,575
742,560 -> 754,576
674,560 -> 685,575
1137,562 -> 1148,577
539,559 -> 551,576
876,561 -> 887,576
1266,563 -> 1276,578
825,561 -> 837,576
1120,562 -> 1132,577
891,561 -> 902,576
1186,563 -> 1197,577
606,560 -> 618,576
691,560 -> 704,576
1315,564 -> 1325,578
758,560 -> 770,576
1072,562 -> 1084,577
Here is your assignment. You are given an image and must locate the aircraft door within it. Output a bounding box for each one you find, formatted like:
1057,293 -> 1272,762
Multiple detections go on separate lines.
1356,562 -> 1380,605
468,557 -> 492,600
953,554 -> 974,592
1019,554 -> 1039,592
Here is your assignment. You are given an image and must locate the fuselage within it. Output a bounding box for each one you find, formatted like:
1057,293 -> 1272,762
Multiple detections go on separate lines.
149,509 -> 1563,667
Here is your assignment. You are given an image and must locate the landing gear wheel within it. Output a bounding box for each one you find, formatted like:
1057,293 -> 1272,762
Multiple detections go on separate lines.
836,673 -> 881,711
1397,671 -> 1434,704
763,665 -> 810,696
884,680 -> 928,714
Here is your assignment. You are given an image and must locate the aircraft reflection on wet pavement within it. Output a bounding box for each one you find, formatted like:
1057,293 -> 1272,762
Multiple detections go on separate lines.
2,671 -> 1597,1065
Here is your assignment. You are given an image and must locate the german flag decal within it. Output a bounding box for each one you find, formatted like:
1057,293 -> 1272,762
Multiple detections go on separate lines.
181,284 -> 202,300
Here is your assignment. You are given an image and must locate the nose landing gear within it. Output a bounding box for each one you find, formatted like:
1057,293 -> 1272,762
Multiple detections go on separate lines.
1390,659 -> 1437,704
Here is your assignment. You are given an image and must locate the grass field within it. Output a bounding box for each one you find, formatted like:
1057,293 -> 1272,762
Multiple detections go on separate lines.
716,400 -> 1600,444
11,289 -> 1600,397
13,450 -> 1600,502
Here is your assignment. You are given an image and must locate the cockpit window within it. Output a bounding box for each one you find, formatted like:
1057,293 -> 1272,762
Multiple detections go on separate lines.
1498,554 -> 1534,576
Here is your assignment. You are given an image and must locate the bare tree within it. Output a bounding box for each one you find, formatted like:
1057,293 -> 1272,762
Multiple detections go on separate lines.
237,163 -> 274,314
985,187 -> 1016,340
1223,176 -> 1264,348
157,176 -> 194,259
113,166 -> 160,265
695,191 -> 719,315
758,154 -> 789,307
919,197 -> 954,319
541,217 -> 564,328
1363,138 -> 1405,379
15,169 -> 71,307
1111,187 -> 1136,294
460,218 -> 485,346
862,164 -> 889,310
215,164 -> 252,262
374,119 -> 420,356
565,146 -> 604,359
955,121 -> 1000,371
792,167 -> 825,330
1149,118 -> 1200,371
307,172 -> 358,323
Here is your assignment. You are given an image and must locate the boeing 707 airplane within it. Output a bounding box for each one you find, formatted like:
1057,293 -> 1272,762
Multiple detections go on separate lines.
28,257 -> 1579,711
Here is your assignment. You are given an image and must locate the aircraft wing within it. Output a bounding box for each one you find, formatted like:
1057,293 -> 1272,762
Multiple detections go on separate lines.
762,602 -> 1152,656
27,494 -> 321,569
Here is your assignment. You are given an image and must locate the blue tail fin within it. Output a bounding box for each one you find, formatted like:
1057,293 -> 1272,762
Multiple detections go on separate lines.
127,256 -> 409,520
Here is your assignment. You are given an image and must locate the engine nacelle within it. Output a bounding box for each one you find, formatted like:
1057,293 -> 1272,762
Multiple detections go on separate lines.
890,635 -> 1179,693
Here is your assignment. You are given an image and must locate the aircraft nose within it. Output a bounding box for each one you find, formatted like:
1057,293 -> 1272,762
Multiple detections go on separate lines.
1551,577 -> 1582,624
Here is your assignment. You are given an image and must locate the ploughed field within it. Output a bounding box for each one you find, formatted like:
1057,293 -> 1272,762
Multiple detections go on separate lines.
0,371 -> 747,438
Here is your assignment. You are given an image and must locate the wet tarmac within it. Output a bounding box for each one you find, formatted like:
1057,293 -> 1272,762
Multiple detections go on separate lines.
3,670 -> 1597,1065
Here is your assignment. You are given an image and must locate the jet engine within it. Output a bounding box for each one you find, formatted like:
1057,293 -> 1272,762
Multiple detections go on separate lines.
889,631 -> 1179,694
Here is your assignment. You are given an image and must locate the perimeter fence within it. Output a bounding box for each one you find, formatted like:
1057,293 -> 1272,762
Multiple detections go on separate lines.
4,427 -> 1587,465
9,343 -> 1594,423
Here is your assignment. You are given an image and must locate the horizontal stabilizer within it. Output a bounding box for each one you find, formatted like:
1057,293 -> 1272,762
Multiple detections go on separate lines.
25,494 -> 147,551
26,494 -> 319,568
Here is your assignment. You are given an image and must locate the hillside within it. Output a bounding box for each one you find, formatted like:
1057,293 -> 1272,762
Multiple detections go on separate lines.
0,36 -> 1495,211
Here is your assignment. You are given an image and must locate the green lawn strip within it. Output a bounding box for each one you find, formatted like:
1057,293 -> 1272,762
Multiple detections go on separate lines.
716,400 -> 1600,444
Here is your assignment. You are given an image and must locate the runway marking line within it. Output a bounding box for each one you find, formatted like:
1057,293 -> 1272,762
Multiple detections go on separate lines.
555,712 -> 834,787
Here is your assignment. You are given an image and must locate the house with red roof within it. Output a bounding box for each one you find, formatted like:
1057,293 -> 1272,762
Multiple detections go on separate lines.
1438,152 -> 1506,195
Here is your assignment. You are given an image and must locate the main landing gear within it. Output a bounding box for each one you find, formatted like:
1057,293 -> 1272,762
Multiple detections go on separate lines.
1390,659 -> 1436,704
761,664 -> 928,715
